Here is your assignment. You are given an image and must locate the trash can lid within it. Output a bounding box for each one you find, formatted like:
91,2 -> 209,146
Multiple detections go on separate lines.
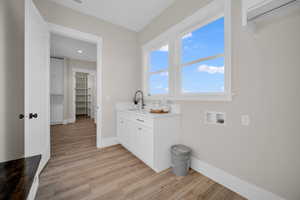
171,144 -> 192,155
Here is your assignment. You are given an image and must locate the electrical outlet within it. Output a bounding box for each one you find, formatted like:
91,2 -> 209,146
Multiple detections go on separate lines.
241,115 -> 250,126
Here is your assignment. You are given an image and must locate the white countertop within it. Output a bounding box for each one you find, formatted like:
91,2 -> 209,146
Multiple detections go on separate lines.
117,109 -> 180,119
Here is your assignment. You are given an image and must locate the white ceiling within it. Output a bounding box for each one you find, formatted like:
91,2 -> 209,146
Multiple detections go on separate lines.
48,0 -> 176,32
50,33 -> 97,62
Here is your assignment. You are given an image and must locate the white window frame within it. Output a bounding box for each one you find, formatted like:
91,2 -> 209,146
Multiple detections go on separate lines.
142,0 -> 231,101
143,41 -> 172,98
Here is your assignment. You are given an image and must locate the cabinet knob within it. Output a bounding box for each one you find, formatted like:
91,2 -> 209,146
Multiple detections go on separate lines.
138,127 -> 142,131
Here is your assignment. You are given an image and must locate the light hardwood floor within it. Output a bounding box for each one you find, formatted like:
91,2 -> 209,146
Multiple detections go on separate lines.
36,118 -> 246,200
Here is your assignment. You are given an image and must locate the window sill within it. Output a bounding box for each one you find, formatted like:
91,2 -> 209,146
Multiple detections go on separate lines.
146,93 -> 233,102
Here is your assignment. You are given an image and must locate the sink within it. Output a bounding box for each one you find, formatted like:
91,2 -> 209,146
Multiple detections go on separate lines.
128,108 -> 148,114
128,108 -> 139,111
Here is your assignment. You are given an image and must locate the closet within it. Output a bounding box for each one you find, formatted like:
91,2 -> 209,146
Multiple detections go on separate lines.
75,72 -> 92,118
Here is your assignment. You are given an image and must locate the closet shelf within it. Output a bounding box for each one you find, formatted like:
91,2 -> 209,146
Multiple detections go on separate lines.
76,106 -> 87,109
76,76 -> 87,79
75,72 -> 92,117
75,88 -> 91,90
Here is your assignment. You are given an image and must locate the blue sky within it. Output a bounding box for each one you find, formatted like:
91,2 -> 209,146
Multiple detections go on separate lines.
149,17 -> 224,95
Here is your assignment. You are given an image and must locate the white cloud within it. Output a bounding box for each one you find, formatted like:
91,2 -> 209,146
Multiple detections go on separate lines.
154,85 -> 168,91
158,45 -> 169,52
197,64 -> 224,74
182,89 -> 193,93
159,71 -> 168,76
155,85 -> 163,89
182,32 -> 192,39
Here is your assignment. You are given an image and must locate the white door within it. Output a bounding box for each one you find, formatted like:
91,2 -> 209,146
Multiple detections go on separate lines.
24,0 -> 50,172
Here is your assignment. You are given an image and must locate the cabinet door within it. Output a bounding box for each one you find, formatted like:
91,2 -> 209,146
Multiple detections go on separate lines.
117,117 -> 130,149
138,126 -> 153,167
117,116 -> 125,145
129,122 -> 140,157
123,119 -> 133,150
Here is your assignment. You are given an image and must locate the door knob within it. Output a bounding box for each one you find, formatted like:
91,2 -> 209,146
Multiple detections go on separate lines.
29,113 -> 38,119
19,114 -> 24,119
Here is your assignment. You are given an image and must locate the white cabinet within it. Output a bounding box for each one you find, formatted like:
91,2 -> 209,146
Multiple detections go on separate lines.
50,58 -> 64,95
50,58 -> 64,124
117,111 -> 180,172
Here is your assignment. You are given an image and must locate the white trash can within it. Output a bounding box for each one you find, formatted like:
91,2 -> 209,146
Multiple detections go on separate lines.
171,144 -> 192,176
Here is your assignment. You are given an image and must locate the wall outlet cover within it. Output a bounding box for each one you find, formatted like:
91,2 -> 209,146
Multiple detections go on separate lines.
205,111 -> 226,125
241,115 -> 250,126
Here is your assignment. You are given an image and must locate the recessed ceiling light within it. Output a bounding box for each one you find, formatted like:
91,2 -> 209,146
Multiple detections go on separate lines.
77,50 -> 83,54
73,0 -> 83,4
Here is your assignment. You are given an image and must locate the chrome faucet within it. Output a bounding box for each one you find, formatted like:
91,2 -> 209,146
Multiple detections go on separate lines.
134,90 -> 145,109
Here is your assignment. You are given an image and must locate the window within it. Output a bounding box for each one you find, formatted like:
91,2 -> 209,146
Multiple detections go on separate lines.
180,17 -> 225,94
143,1 -> 231,101
146,44 -> 169,96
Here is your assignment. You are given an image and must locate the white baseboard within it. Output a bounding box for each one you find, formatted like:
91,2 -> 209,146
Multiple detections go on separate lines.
191,156 -> 285,200
63,118 -> 75,125
100,137 -> 119,148
50,121 -> 63,125
27,175 -> 39,200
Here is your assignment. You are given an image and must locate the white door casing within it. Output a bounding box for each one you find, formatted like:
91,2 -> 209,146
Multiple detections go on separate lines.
48,24 -> 103,148
24,0 -> 50,172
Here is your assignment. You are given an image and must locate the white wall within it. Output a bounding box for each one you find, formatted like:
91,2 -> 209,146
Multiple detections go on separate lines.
138,1 -> 300,200
34,0 -> 141,139
0,0 -> 25,162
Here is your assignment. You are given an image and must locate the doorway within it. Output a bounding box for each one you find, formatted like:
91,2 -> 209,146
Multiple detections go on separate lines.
49,24 -> 103,148
24,1 -> 103,193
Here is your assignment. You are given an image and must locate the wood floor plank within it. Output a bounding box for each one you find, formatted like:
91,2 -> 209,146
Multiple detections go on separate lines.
36,118 -> 246,200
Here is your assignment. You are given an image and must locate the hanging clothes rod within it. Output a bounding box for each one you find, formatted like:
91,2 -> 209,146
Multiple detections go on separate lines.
248,0 -> 299,22
50,56 -> 64,60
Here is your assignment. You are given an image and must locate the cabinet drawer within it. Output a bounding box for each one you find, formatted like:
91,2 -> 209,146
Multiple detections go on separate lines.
117,111 -> 153,127
118,112 -> 131,120
134,116 -> 153,127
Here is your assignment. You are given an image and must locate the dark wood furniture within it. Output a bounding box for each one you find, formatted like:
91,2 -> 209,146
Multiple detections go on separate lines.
0,155 -> 41,200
